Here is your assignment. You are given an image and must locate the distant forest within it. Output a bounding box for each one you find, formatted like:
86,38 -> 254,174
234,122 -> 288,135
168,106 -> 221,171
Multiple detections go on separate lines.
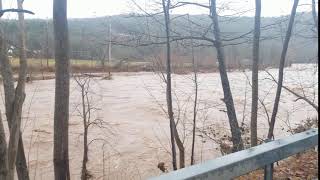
2,12 -> 318,66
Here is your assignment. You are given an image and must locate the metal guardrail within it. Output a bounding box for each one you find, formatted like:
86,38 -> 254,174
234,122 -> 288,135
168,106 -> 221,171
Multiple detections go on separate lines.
149,128 -> 318,180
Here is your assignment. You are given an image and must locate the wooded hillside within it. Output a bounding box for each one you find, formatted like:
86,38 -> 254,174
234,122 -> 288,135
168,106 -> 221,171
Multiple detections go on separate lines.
2,12 -> 318,65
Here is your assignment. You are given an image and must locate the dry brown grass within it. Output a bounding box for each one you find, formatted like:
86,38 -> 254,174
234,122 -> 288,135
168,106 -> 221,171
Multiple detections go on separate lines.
237,150 -> 318,180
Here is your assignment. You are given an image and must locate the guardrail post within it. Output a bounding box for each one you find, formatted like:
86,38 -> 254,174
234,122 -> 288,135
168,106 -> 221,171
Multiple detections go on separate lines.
263,138 -> 273,180
264,163 -> 273,180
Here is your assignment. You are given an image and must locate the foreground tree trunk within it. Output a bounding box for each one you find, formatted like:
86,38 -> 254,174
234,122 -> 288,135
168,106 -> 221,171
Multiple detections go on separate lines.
209,0 -> 244,152
7,0 -> 28,179
267,0 -> 299,139
312,0 -> 318,32
0,110 -> 8,180
0,34 -> 29,180
53,0 -> 70,179
0,2 -> 8,178
161,0 -> 178,170
250,0 -> 261,147
0,2 -> 30,179
0,16 -> 12,180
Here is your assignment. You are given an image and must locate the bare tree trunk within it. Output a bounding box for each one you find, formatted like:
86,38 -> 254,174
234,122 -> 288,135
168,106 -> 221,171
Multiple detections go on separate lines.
161,0 -> 177,170
250,0 -> 261,147
209,0 -> 243,152
0,13 -> 29,180
0,49 -> 14,119
15,138 -> 29,180
0,110 -> 8,180
53,0 -> 70,179
0,12 -> 10,180
172,125 -> 185,168
312,0 -> 318,32
190,56 -> 198,165
267,0 -> 299,140
81,127 -> 88,180
188,14 -> 198,166
7,0 -> 28,179
0,38 -> 29,180
167,5 -> 184,170
14,2 -> 29,180
162,0 -> 185,169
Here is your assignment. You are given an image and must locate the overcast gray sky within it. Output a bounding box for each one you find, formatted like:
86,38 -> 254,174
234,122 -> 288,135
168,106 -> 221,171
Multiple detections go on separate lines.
1,0 -> 317,19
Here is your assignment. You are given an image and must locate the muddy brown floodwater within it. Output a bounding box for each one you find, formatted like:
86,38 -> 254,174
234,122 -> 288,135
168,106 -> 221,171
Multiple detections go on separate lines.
1,64 -> 318,180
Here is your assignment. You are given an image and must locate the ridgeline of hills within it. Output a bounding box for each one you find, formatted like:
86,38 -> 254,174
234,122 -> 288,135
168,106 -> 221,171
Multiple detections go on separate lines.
2,12 -> 318,66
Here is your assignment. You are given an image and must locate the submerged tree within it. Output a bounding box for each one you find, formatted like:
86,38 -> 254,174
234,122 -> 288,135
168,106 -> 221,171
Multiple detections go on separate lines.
74,76 -> 92,180
73,75 -> 112,179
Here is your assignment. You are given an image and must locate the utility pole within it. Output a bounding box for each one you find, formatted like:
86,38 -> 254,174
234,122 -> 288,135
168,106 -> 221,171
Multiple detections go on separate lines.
107,18 -> 111,76
80,27 -> 84,65
45,18 -> 49,68
108,21 -> 111,65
